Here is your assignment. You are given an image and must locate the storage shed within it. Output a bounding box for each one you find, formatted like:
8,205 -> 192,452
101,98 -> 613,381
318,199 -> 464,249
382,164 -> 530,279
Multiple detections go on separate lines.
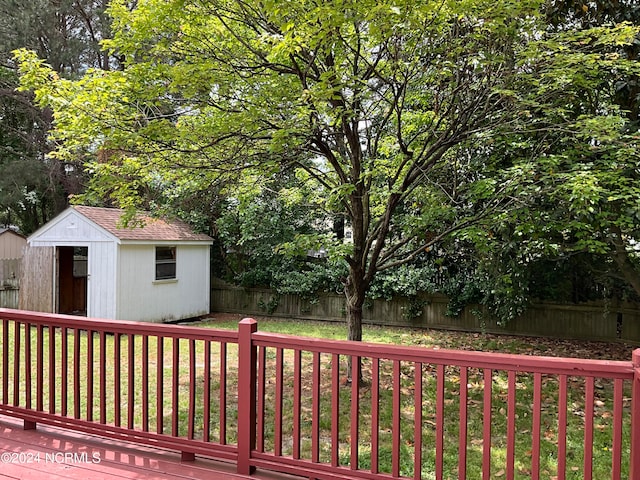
22,206 -> 213,322
0,228 -> 26,283
0,228 -> 26,259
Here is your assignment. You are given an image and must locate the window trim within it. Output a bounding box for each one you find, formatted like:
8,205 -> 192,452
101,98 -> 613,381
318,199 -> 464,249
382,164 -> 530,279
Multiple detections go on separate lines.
155,246 -> 177,281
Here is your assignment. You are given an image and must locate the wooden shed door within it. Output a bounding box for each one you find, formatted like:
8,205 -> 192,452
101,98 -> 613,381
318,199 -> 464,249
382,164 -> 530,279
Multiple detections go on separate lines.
57,246 -> 88,315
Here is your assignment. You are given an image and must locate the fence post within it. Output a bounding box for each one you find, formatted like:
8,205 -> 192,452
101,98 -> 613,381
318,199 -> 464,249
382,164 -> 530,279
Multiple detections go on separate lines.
631,349 -> 640,480
237,318 -> 257,476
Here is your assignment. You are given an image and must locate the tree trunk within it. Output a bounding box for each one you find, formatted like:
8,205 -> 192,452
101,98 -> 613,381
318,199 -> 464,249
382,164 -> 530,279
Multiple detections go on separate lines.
610,226 -> 640,297
345,264 -> 366,340
344,265 -> 367,385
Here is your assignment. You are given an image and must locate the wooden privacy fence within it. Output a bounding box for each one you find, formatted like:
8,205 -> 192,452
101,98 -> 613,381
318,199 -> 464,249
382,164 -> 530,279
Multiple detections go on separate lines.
0,308 -> 639,480
0,258 -> 21,284
0,258 -> 20,309
211,283 -> 640,343
0,286 -> 18,310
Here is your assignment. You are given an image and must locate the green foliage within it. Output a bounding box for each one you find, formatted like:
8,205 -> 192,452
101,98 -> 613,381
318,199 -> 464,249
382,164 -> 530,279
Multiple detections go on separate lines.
0,0 -> 120,232
257,295 -> 280,315
12,0 -> 640,333
368,263 -> 441,301
0,66 -> 58,233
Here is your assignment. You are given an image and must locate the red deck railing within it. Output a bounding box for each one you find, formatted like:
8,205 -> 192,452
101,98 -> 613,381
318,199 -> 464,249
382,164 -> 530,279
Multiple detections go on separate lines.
0,308 -> 639,480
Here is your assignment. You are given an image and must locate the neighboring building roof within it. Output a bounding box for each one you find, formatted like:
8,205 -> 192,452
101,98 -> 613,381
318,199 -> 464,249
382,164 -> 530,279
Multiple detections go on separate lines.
72,206 -> 213,242
0,228 -> 26,240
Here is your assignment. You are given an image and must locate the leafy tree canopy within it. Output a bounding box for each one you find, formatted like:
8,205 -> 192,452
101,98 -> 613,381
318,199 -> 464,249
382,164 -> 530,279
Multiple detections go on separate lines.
0,0 -> 121,233
14,0 -> 640,336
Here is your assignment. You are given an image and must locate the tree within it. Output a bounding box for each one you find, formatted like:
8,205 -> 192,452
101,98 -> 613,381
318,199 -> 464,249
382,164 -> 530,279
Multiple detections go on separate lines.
0,0 -> 117,75
15,0 -> 639,343
0,0 -> 120,233
0,67 -> 54,232
461,19 -> 640,309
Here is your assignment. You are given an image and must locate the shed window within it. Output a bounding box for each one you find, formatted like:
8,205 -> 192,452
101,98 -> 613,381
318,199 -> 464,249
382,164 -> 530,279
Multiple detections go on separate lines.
155,246 -> 176,280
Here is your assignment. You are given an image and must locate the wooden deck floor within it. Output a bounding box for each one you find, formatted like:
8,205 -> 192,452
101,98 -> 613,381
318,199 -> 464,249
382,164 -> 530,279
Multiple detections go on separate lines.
0,415 -> 296,480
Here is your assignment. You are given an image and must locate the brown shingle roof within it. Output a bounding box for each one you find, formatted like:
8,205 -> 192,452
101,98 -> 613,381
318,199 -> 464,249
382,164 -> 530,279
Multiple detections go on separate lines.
72,206 -> 212,242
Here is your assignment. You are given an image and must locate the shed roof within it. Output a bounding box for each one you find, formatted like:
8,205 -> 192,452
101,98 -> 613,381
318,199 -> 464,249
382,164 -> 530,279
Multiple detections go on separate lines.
0,228 -> 26,240
72,206 -> 212,242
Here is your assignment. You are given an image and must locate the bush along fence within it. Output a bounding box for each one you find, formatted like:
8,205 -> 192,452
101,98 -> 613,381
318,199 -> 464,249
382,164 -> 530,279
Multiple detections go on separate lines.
0,308 -> 639,479
211,282 -> 640,343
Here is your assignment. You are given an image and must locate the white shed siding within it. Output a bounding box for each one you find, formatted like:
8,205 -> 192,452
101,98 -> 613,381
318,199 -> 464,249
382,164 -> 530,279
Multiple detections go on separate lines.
87,242 -> 118,319
117,244 -> 210,322
29,210 -> 115,244
176,244 -> 211,318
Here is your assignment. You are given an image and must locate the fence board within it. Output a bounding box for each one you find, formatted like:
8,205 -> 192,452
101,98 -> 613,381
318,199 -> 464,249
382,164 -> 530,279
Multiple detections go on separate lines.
0,256 -> 20,309
0,287 -> 19,309
0,258 -> 21,284
211,282 -> 640,343
18,246 -> 54,312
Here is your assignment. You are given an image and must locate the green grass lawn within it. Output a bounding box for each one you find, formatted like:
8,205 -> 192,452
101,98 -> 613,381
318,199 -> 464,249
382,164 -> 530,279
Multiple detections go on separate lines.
1,315 -> 635,479
198,314 -> 635,479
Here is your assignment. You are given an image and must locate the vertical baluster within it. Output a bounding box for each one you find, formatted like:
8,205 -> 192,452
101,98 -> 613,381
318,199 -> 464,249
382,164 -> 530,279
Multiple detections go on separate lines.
331,353 -> 340,467
506,370 -> 516,479
532,373 -> 542,479
156,336 -> 163,434
482,369 -> 492,480
72,327 -> 79,418
114,332 -> 121,427
142,335 -> 149,432
13,321 -> 20,406
557,375 -> 567,480
257,345 -> 266,452
311,351 -> 320,464
371,357 -> 379,475
127,333 -> 135,429
187,339 -> 196,439
172,337 -> 179,436
86,329 -> 94,421
436,363 -> 445,480
414,362 -> 423,480
274,347 -> 284,456
203,340 -> 211,443
61,327 -> 68,416
458,366 -> 468,479
2,319 -> 8,404
293,349 -> 301,460
351,355 -> 361,471
220,341 -> 227,444
612,378 -> 623,480
48,325 -> 55,413
392,360 -> 400,477
99,330 -> 106,424
584,376 -> 595,480
25,323 -> 31,409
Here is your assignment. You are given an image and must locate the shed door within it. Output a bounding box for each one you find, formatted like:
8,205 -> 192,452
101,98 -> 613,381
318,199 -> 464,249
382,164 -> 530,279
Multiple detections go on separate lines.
57,246 -> 88,315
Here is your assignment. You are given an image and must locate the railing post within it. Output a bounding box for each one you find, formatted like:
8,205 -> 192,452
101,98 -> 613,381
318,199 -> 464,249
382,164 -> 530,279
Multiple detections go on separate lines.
237,318 -> 257,476
631,349 -> 640,480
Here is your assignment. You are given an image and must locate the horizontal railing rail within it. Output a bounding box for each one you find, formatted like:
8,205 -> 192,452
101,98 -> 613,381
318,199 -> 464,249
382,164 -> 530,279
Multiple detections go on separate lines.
241,322 -> 640,480
0,308 -> 240,461
1,308 -> 639,480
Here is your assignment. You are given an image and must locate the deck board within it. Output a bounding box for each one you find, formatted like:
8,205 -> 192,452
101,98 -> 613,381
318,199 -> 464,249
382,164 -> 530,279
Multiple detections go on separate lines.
0,415 -> 293,480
